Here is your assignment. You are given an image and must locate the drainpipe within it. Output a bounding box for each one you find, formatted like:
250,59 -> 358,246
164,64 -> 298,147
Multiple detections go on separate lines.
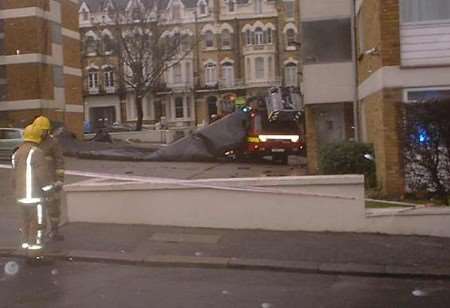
351,0 -> 360,142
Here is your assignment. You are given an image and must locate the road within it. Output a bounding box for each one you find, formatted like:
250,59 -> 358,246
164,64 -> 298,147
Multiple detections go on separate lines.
1,257 -> 450,308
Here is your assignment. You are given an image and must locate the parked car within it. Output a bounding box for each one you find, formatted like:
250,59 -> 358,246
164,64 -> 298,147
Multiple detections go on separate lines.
0,128 -> 23,161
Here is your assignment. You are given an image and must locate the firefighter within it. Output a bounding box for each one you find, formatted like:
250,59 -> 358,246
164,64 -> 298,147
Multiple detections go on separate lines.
12,125 -> 51,259
33,116 -> 65,241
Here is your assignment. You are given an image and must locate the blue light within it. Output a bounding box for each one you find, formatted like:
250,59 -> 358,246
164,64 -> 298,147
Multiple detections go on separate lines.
418,128 -> 429,144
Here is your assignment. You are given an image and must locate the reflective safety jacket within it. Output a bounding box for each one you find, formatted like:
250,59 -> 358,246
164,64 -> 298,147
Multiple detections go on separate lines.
12,142 -> 51,205
39,135 -> 64,182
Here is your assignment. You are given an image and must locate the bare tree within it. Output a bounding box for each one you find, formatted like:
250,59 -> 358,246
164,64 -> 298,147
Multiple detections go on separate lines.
110,0 -> 195,130
402,98 -> 450,205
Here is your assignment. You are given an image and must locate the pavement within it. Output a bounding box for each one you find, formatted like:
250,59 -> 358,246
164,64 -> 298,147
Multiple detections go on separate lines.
1,159 -> 450,280
1,222 -> 450,280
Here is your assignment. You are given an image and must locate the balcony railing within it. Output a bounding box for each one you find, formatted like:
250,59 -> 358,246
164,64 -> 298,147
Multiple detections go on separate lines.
243,44 -> 276,55
246,78 -> 281,88
218,79 -> 246,89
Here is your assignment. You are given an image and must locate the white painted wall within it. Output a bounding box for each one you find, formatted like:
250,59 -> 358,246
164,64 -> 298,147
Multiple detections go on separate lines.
64,175 -> 367,232
303,62 -> 354,104
85,95 -> 121,123
401,21 -> 450,67
300,0 -> 351,20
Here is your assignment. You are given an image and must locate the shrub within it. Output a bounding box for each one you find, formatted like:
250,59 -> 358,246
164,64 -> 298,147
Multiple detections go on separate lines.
319,142 -> 376,187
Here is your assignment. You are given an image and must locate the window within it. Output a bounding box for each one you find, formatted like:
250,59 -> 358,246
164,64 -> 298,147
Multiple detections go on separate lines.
172,4 -> 181,19
246,58 -> 251,80
264,28 -> 272,44
222,62 -> 234,87
286,29 -> 296,47
285,63 -> 297,86
88,70 -> 98,88
132,7 -> 140,20
204,31 -> 214,48
175,97 -> 184,118
303,19 -> 352,64
103,35 -> 114,54
104,69 -> 114,88
246,29 -> 252,45
199,3 -> 207,15
85,36 -> 97,55
228,0 -> 235,12
82,10 -> 89,21
181,35 -> 191,51
255,27 -> 264,45
255,0 -> 262,14
173,63 -> 182,84
400,0 -> 450,23
404,87 -> 450,103
284,1 -> 294,18
255,57 -> 264,80
205,63 -> 217,85
221,30 -> 232,49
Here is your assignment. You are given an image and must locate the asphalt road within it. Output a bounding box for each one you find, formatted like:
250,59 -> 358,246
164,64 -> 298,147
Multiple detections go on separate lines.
1,257 -> 450,308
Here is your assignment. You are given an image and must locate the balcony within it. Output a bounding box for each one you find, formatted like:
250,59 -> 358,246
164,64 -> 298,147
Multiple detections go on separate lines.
166,80 -> 194,92
88,87 -> 99,95
218,79 -> 246,89
105,87 -> 116,94
246,78 -> 281,88
242,44 -> 275,55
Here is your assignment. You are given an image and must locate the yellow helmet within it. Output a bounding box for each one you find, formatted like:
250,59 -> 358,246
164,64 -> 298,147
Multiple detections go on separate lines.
23,125 -> 42,144
33,116 -> 51,130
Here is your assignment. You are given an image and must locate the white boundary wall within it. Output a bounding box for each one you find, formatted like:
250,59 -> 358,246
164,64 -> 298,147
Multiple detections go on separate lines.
64,174 -> 450,237
64,175 -> 367,232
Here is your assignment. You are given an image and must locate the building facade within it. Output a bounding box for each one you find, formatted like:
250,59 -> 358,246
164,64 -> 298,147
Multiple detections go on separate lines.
300,0 -> 357,175
78,0 -> 301,131
0,0 -> 84,136
356,0 -> 450,195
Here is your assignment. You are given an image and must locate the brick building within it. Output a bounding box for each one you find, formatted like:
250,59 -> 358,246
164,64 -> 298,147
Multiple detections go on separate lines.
78,0 -> 301,131
356,0 -> 450,195
0,0 -> 84,137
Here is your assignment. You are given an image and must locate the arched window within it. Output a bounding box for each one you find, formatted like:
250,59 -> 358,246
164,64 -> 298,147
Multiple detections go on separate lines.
103,35 -> 114,54
87,69 -> 99,92
81,9 -> 89,21
205,62 -> 217,85
246,29 -> 252,45
222,62 -> 234,87
104,67 -> 115,89
221,30 -> 232,49
199,3 -> 207,15
284,63 -> 297,86
264,28 -> 272,44
181,34 -> 191,51
286,29 -> 296,47
254,27 -> 264,45
172,4 -> 181,19
85,36 -> 97,55
204,31 -> 214,48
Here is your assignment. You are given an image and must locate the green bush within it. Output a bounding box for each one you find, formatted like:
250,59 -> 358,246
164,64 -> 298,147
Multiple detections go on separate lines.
319,142 -> 376,187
